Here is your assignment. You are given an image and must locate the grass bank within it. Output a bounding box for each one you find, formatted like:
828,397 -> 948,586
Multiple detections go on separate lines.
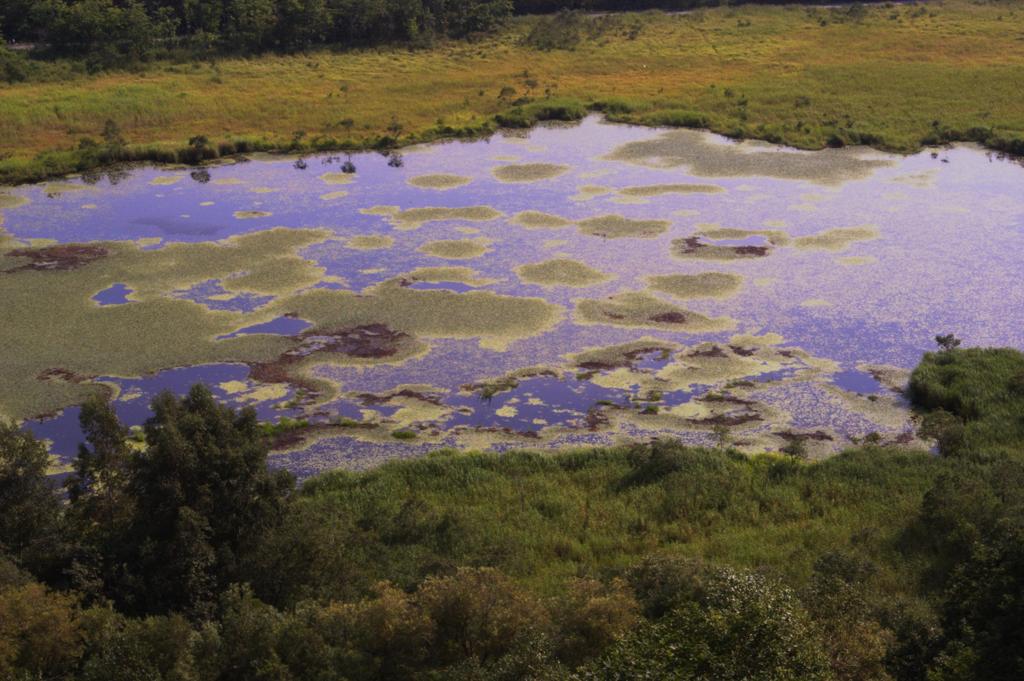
2,0 -> 1023,185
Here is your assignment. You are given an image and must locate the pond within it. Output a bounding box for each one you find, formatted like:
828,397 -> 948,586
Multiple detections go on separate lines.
2,116 -> 1023,475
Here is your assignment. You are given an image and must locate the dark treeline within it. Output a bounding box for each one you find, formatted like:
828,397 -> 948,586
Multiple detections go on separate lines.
2,344 -> 1023,679
1,0 -> 873,71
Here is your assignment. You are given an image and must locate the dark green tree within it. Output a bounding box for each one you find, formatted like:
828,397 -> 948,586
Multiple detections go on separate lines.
127,385 -> 295,617
0,422 -> 61,572
585,567 -> 832,681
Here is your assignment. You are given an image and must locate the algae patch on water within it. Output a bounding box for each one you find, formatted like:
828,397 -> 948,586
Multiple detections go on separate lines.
394,266 -> 498,287
320,172 -> 356,185
272,282 -> 563,352
511,211 -> 573,230
0,227 -> 336,421
574,291 -> 735,332
577,215 -> 670,239
515,259 -> 613,288
647,272 -> 743,299
418,238 -> 493,259
492,163 -> 569,183
407,174 -> 473,190
0,194 -> 29,210
361,205 -> 502,230
619,183 -> 725,197
346,235 -> 394,250
793,226 -> 880,251
233,210 -> 273,220
567,338 -> 679,371
605,129 -> 893,185
149,175 -> 184,186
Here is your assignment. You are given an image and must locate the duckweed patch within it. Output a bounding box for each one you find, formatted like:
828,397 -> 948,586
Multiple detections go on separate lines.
492,163 -> 569,183
646,272 -> 743,300
793,226 -> 880,251
319,172 -> 356,185
0,227 -> 340,420
605,129 -> 893,185
394,266 -> 498,287
319,190 -> 349,201
149,175 -> 185,186
515,259 -> 612,288
574,291 -> 735,332
407,174 -> 473,190
417,237 -> 492,259
576,215 -> 669,239
233,210 -> 272,219
346,235 -> 394,250
361,205 -> 502,230
0,194 -> 28,210
271,283 -> 563,352
510,211 -> 572,229
570,185 -> 613,202
566,338 -> 679,371
619,183 -> 725,197
671,236 -> 771,260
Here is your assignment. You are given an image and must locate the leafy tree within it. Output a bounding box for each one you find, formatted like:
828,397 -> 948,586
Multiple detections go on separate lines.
929,522 -> 1024,681
0,421 -> 60,571
223,0 -> 277,52
127,385 -> 295,617
584,567 -> 832,681
0,579 -> 83,680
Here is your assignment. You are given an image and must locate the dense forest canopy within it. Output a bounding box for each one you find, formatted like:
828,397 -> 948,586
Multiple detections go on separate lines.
0,0 -> 874,60
2,346 -> 1024,679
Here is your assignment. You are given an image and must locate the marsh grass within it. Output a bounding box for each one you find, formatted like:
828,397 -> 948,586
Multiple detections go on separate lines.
2,1 -> 1023,183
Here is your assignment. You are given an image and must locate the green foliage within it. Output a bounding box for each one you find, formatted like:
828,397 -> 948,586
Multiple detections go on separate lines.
583,566 -> 832,680
494,98 -> 587,128
0,421 -> 61,573
909,347 -> 1024,457
0,344 -> 1023,679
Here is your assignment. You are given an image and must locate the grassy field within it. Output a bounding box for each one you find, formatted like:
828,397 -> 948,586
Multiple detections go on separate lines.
2,0 -> 1023,183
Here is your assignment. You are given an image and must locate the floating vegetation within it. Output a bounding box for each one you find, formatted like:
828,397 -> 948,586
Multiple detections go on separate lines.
346,235 -> 394,250
0,194 -> 29,210
360,205 -> 502,230
273,282 -> 563,353
212,178 -> 244,186
491,163 -> 569,183
793,226 -> 880,251
515,258 -> 613,288
319,191 -> 349,201
566,338 -> 679,371
233,210 -> 272,219
43,183 -> 92,197
417,237 -> 493,259
570,185 -> 613,201
696,225 -> 792,246
646,272 -> 743,299
605,128 -> 893,184
319,172 -> 356,185
576,215 -> 670,239
149,176 -> 184,186
511,211 -> 573,229
407,174 -> 473,190
574,291 -> 735,332
393,266 -> 498,287
462,366 -> 560,399
671,235 -> 772,260
619,183 -> 725,197
0,227 -> 336,421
